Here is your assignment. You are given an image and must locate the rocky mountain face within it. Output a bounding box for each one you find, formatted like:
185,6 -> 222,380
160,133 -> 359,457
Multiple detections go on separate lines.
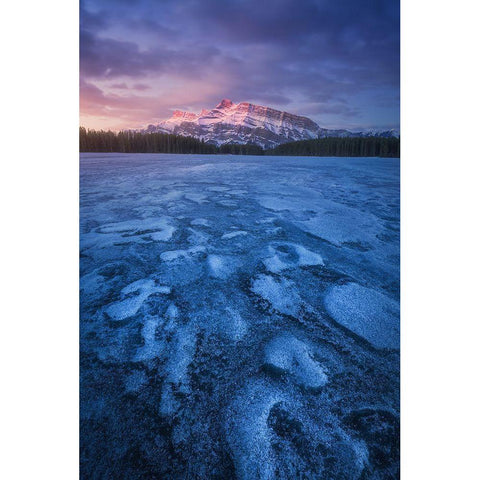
143,99 -> 399,148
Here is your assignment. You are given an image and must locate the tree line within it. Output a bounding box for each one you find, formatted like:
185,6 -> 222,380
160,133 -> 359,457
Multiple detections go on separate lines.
266,136 -> 400,157
79,127 -> 217,154
80,127 -> 399,157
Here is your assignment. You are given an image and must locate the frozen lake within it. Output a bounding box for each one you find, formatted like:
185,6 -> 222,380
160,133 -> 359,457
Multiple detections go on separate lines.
80,153 -> 400,479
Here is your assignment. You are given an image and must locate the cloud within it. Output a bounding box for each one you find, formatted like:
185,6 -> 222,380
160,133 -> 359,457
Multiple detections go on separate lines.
80,29 -> 221,79
133,83 -> 150,91
80,0 -> 399,130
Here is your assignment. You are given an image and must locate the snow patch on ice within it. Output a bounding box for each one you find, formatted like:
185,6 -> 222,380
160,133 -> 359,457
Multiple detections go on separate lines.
324,283 -> 399,349
80,231 -> 146,250
207,254 -> 238,278
190,218 -> 210,227
150,223 -> 176,242
224,308 -> 248,341
225,380 -> 285,480
159,326 -> 197,416
264,334 -> 328,389
187,228 -> 210,245
80,271 -> 105,295
185,193 -> 208,204
160,190 -> 184,202
294,202 -> 382,247
134,315 -> 163,361
105,278 -> 170,321
251,275 -> 307,317
218,199 -> 237,207
160,245 -> 206,262
221,230 -> 248,240
263,243 -> 324,273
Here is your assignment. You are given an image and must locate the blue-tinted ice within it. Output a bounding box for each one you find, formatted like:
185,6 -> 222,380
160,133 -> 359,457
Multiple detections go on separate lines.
80,153 -> 400,479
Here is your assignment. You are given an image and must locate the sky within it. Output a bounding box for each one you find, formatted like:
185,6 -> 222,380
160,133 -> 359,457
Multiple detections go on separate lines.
80,0 -> 400,131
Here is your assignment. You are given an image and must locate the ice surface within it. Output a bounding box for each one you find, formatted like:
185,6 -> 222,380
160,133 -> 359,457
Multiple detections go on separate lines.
324,283 -> 400,349
264,334 -> 328,389
124,370 -> 148,393
207,254 -> 238,278
221,230 -> 248,240
225,380 -> 285,480
223,307 -> 248,341
190,218 -> 210,227
160,245 -> 206,262
105,278 -> 170,321
251,274 -> 307,317
134,315 -> 163,361
80,154 -> 399,479
80,271 -> 105,295
263,242 -> 324,273
185,192 -> 208,204
99,217 -> 176,241
159,325 -> 197,416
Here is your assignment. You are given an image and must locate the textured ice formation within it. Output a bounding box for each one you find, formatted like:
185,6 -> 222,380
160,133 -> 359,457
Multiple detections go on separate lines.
80,230 -> 147,251
207,254 -> 238,278
263,242 -> 324,273
251,274 -> 306,317
159,190 -> 184,202
257,191 -> 383,247
185,192 -> 208,204
150,224 -> 176,242
80,154 -> 400,478
124,370 -> 148,393
80,271 -> 105,295
134,315 -> 163,361
264,334 -> 328,389
105,279 -> 170,321
324,283 -> 400,349
98,217 -> 176,241
221,230 -> 248,240
159,326 -> 197,416
295,208 -> 379,247
218,199 -> 237,207
223,308 -> 248,341
187,228 -> 210,246
160,245 -> 206,262
165,302 -> 178,320
225,381 -> 285,480
190,218 -> 210,227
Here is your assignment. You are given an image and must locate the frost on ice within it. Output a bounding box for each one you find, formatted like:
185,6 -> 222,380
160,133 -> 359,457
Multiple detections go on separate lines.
80,154 -> 400,479
324,282 -> 400,349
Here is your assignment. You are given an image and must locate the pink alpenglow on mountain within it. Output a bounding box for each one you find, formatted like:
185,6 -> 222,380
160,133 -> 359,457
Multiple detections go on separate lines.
143,99 -> 399,148
144,99 -> 325,148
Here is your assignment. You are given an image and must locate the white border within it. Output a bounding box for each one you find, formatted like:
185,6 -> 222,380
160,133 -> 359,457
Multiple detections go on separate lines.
402,0 -> 480,477
2,0 -> 480,478
2,1 -> 79,478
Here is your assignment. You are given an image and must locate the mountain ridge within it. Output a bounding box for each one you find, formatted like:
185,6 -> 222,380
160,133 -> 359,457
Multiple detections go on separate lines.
142,99 -> 399,148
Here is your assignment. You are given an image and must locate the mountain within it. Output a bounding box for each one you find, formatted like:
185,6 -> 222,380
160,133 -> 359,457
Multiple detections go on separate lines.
143,99 -> 399,148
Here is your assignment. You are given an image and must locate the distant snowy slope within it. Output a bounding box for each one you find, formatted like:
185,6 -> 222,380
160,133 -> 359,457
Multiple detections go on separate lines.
142,99 -> 399,148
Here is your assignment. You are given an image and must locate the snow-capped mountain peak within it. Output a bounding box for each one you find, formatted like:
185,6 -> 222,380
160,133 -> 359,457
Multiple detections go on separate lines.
143,99 -> 399,148
216,98 -> 235,109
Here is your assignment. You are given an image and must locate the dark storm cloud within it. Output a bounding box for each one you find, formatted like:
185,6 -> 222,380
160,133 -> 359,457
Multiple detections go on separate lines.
80,28 -> 221,78
80,0 -> 399,130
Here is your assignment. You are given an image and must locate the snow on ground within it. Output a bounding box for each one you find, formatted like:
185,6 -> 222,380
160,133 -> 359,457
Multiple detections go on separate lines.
324,283 -> 400,349
263,242 -> 324,273
251,274 -> 308,317
80,154 -> 399,479
264,334 -> 328,389
160,245 -> 206,262
221,230 -> 248,240
105,278 -> 170,321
